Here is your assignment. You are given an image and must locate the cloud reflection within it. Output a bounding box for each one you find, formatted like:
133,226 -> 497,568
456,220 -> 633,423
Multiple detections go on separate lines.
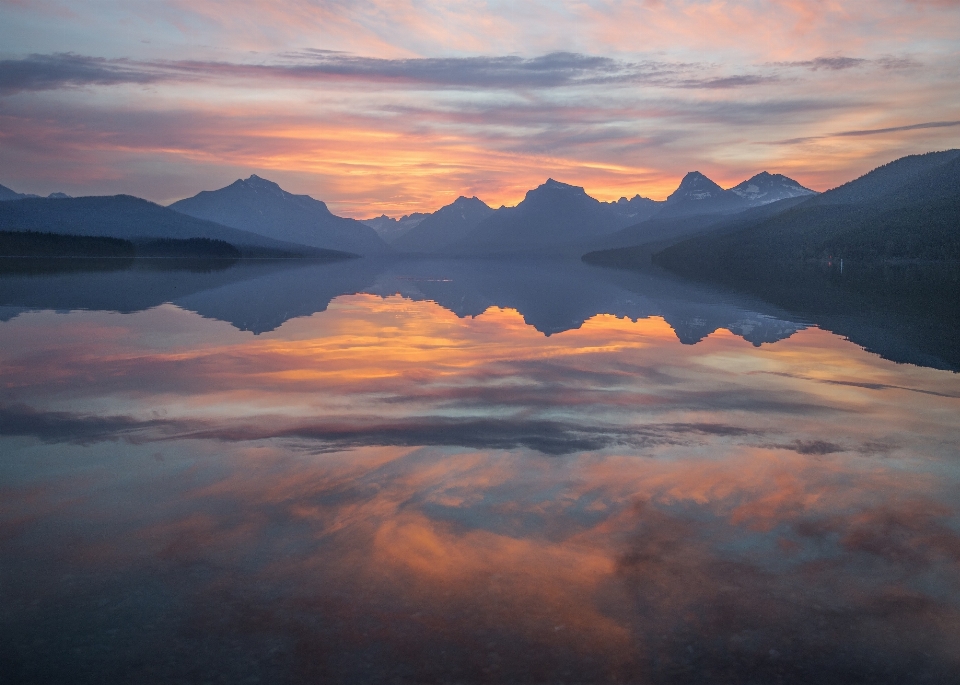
1,295 -> 959,681
0,401 -> 770,455
4,439 -> 958,681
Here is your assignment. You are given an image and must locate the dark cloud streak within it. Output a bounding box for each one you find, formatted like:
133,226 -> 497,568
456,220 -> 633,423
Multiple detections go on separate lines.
0,403 -> 762,456
771,119 -> 960,145
0,53 -> 166,95
834,120 -> 960,137
0,50 -> 793,95
773,56 -> 867,71
770,55 -> 919,71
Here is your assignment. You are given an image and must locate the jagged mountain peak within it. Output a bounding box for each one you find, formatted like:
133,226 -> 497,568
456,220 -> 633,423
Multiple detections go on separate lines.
440,196 -> 489,212
449,195 -> 486,207
667,172 -> 724,203
234,174 -> 285,194
245,173 -> 274,185
524,179 -> 590,204
731,172 -> 816,204
392,194 -> 495,253
540,178 -> 586,192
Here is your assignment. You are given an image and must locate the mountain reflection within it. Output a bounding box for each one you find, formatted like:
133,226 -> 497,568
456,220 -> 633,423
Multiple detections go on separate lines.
2,255 -> 954,371
0,255 -> 806,339
2,267 -> 959,683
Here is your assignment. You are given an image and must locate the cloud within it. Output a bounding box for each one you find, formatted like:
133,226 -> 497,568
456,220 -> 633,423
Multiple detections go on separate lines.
773,56 -> 868,71
0,402 -> 171,445
759,371 -> 960,398
834,120 -> 960,137
772,119 -> 960,145
0,42 -> 956,213
770,55 -> 922,72
773,439 -> 845,455
0,50 -> 792,96
678,74 -> 779,89
0,53 -> 166,95
287,49 -> 643,88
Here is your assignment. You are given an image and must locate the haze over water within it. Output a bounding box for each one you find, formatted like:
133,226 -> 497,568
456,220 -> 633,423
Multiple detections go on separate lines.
2,259 -> 958,683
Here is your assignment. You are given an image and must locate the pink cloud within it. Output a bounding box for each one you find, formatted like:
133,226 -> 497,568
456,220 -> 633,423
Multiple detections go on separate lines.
1,1 -> 958,213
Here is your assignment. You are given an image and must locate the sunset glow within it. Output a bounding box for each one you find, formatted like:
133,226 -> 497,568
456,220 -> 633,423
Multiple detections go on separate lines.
2,4 -> 959,680
2,1 -> 959,214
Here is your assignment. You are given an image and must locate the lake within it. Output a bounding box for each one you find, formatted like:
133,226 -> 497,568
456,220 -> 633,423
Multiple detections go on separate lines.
1,257 -> 958,684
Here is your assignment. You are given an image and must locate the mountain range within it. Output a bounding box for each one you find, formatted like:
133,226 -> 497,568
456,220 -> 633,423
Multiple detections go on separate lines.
361,212 -> 429,242
386,173 -> 814,255
0,195 -> 345,258
0,183 -> 71,201
0,169 -> 817,259
651,149 -> 960,275
603,195 -> 663,225
445,179 -> 644,255
5,153 -> 957,264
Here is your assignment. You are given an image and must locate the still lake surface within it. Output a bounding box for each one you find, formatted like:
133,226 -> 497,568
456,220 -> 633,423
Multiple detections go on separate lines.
1,257 -> 959,684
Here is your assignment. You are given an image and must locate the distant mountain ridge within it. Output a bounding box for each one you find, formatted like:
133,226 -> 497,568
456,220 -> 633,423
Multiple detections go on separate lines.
361,213 -> 429,242
447,179 -> 649,255
653,171 -> 815,220
393,196 -> 495,253
170,175 -> 390,256
2,168 -> 816,259
0,195 -> 338,258
0,183 -> 72,201
384,171 -> 813,255
603,195 -> 662,225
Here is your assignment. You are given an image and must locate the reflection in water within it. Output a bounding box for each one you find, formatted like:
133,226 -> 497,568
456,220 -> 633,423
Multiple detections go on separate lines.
644,255 -> 960,372
1,263 -> 959,683
2,255 -> 956,370
0,255 -> 811,343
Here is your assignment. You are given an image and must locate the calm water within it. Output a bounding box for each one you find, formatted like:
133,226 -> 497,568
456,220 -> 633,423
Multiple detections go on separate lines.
1,258 -> 959,684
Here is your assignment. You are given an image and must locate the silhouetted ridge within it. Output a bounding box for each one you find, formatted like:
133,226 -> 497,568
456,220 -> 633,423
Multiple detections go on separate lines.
394,196 -> 494,253
170,176 -> 390,255
0,184 -> 27,201
810,149 -> 960,206
654,149 -> 960,269
603,195 -> 662,225
0,184 -> 72,202
0,195 -> 331,258
449,179 -> 634,254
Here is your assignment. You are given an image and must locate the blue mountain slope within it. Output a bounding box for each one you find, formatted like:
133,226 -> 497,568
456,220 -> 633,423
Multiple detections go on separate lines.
170,175 -> 390,255
393,196 -> 495,253
0,195 -> 330,256
451,179 -> 632,254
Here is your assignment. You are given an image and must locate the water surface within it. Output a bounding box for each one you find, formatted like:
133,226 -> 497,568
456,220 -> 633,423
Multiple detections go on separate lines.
2,258 -> 958,683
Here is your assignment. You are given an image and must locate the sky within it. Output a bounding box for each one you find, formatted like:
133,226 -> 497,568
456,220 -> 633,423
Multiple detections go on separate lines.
1,1 -> 959,217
